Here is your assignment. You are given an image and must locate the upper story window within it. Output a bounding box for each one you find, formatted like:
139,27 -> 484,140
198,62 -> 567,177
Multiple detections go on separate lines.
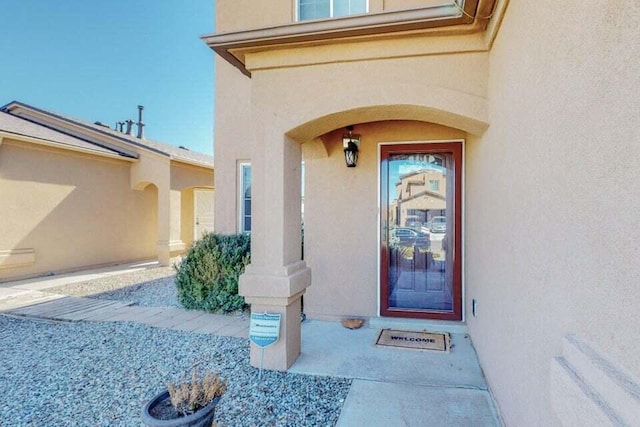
298,0 -> 368,21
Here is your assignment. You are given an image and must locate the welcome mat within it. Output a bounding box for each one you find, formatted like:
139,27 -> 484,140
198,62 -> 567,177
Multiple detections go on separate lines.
376,329 -> 450,352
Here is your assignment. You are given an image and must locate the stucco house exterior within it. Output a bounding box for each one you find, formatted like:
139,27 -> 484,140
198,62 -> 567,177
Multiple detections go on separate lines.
204,0 -> 639,425
0,101 -> 214,281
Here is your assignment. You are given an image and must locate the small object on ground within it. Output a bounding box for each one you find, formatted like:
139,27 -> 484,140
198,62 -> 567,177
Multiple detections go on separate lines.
341,318 -> 364,329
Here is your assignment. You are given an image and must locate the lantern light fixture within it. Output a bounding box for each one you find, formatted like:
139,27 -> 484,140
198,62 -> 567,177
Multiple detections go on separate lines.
342,125 -> 360,168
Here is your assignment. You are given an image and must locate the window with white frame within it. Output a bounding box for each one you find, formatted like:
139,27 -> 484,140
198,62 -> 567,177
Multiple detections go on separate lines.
239,163 -> 251,233
298,0 -> 367,21
238,162 -> 306,235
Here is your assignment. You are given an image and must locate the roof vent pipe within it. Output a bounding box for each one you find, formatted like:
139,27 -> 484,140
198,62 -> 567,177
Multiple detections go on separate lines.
125,119 -> 134,135
136,105 -> 145,139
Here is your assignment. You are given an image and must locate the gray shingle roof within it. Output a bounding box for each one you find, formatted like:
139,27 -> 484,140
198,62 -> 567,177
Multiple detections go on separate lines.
1,101 -> 214,168
0,110 -> 134,158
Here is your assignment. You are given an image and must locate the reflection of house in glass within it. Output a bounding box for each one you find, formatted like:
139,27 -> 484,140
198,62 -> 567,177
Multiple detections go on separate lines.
390,169 -> 446,230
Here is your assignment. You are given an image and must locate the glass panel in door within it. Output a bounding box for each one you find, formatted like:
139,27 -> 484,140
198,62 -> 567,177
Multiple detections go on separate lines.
380,143 -> 461,320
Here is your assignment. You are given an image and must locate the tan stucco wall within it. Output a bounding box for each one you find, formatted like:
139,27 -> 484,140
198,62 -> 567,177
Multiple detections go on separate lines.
303,121 -> 464,320
0,140 -> 157,281
216,0 -> 293,31
250,51 -> 488,135
465,1 -> 640,425
170,161 -> 214,192
213,57 -> 253,234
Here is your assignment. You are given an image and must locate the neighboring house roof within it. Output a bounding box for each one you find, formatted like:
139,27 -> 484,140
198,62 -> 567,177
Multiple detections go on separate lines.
1,101 -> 214,168
0,110 -> 135,159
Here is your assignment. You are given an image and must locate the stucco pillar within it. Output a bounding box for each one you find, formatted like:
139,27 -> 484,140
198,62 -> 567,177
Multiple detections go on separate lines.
239,126 -> 311,371
157,188 -> 185,266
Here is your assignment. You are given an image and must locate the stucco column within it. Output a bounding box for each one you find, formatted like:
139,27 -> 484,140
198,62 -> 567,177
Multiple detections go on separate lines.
239,125 -> 311,371
157,187 -> 185,266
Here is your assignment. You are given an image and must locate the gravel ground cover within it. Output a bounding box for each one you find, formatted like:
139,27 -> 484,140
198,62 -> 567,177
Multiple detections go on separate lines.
0,315 -> 351,426
44,267 -> 181,308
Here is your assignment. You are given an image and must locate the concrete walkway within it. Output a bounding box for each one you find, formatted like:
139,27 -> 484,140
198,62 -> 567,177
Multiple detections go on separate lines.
0,261 -> 249,338
1,295 -> 250,337
0,264 -> 501,426
0,261 -> 159,311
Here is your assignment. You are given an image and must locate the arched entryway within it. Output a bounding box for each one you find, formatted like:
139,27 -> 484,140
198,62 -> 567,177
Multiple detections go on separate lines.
239,79 -> 489,370
294,119 -> 466,322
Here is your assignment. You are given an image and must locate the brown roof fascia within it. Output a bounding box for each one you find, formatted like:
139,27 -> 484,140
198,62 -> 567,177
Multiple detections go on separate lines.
202,0 -> 488,77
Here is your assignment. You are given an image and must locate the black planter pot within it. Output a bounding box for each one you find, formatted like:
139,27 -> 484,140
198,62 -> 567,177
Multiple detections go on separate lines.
141,390 -> 221,427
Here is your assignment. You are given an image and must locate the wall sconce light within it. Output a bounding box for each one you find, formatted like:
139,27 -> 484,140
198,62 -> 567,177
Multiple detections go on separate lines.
342,125 -> 360,168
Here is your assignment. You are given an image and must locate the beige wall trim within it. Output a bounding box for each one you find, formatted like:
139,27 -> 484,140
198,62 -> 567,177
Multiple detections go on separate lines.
483,0 -> 509,49
0,131 -> 137,162
287,94 -> 489,141
156,240 -> 186,266
0,248 -> 36,270
550,335 -> 640,425
172,157 -> 215,171
203,0 -> 498,76
156,240 -> 186,252
243,32 -> 487,72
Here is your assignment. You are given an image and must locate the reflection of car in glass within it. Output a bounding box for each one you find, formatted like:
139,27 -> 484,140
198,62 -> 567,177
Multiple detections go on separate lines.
405,220 -> 422,231
390,227 -> 430,247
404,215 -> 422,231
429,216 -> 446,233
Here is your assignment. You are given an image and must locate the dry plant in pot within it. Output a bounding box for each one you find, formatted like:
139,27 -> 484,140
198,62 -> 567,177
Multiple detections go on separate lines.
142,370 -> 227,427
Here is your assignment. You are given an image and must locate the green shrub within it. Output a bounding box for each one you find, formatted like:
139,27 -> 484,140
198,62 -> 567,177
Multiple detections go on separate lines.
174,233 -> 250,313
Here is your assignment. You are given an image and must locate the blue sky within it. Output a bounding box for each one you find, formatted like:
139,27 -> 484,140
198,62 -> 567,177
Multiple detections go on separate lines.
0,0 -> 216,155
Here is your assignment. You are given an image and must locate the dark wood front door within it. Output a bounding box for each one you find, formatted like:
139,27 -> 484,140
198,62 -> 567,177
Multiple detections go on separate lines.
380,142 -> 462,320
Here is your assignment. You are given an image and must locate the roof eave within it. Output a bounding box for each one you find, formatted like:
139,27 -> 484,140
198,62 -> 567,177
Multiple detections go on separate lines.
202,0 -> 489,76
0,130 -> 138,161
2,101 -> 169,157
171,156 -> 214,170
2,101 -> 215,164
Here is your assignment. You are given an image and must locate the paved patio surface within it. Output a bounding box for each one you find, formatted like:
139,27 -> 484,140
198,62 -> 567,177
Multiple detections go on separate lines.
291,320 -> 501,426
0,263 -> 501,426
